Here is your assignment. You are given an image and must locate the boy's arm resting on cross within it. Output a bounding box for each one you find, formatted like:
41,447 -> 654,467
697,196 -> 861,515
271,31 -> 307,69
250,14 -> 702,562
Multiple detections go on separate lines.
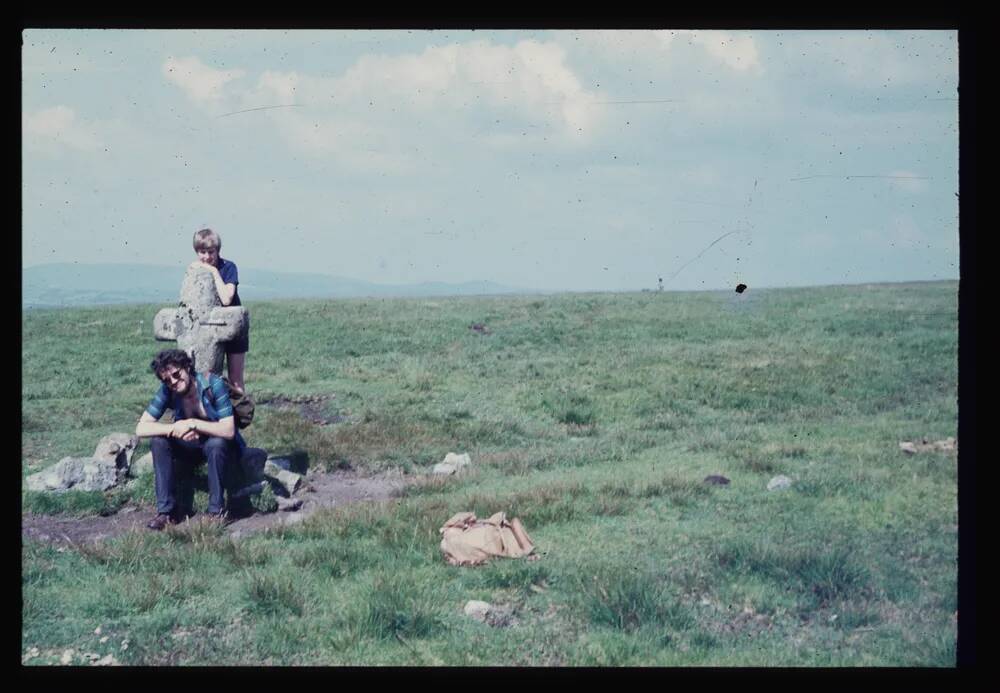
189,260 -> 237,305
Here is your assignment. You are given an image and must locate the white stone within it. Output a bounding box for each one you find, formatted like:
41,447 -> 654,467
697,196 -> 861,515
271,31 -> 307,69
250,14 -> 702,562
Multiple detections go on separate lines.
276,496 -> 303,512
93,433 -> 139,474
264,460 -> 302,494
463,600 -> 492,622
443,452 -> 471,469
25,456 -> 118,493
766,475 -> 793,491
130,452 -> 154,477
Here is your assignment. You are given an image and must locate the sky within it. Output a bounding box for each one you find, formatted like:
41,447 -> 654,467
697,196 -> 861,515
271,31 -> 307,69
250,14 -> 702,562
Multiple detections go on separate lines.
22,29 -> 959,292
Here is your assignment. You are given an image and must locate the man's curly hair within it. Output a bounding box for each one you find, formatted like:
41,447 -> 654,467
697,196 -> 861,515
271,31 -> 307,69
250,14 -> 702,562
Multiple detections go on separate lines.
150,349 -> 196,382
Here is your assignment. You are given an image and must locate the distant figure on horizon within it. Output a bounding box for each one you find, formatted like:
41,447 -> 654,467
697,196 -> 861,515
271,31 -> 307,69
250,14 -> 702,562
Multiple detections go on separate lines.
190,228 -> 248,395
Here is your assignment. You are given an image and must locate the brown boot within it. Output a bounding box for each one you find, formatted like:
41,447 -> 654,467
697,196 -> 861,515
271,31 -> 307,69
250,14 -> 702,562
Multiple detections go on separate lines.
146,513 -> 178,531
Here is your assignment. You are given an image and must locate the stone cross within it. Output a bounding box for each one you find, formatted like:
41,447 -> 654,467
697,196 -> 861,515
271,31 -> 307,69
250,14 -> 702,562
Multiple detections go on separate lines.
153,265 -> 248,376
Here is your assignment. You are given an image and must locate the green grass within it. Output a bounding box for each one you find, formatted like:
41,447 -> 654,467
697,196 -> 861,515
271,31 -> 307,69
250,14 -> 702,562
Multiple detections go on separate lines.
21,282 -> 958,666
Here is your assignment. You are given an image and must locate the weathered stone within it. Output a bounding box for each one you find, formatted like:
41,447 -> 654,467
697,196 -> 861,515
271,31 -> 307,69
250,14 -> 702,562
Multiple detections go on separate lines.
93,433 -> 139,478
766,475 -> 793,491
899,437 -> 957,454
433,452 -> 471,475
443,452 -> 471,469
25,456 -> 119,493
130,452 -> 154,477
153,265 -> 248,375
266,452 -> 309,475
264,460 -> 302,494
276,496 -> 304,512
463,600 -> 492,622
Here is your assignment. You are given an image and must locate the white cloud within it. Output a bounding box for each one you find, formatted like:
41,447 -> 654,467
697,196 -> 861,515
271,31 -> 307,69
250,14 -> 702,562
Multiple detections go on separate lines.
569,30 -> 761,73
331,40 -> 602,135
684,31 -> 761,72
163,56 -> 245,105
240,39 -> 603,164
22,105 -> 100,151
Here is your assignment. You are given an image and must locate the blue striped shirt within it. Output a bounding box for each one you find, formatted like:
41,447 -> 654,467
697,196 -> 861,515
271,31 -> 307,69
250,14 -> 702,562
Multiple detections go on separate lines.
146,372 -> 245,451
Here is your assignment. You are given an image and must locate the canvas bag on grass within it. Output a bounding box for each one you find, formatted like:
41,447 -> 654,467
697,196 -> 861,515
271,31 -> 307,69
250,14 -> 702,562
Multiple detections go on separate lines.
439,511 -> 536,566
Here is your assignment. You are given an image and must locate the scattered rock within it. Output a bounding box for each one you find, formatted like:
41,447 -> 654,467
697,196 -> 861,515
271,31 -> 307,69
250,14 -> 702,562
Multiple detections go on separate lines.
276,496 -> 303,512
25,456 -> 119,493
463,600 -> 492,622
899,437 -> 957,454
462,600 -> 515,627
703,475 -> 731,486
263,461 -> 303,495
60,649 -> 74,665
131,452 -> 154,477
433,452 -> 472,475
766,475 -> 793,491
469,323 -> 492,335
93,433 -> 139,477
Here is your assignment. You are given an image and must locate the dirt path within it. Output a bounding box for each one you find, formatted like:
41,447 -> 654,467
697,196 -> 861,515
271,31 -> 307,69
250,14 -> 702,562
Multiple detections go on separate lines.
22,469 -> 410,546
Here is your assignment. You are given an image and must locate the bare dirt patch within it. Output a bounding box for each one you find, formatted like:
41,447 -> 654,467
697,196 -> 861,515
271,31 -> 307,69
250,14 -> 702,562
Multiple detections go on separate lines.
22,468 -> 411,546
256,393 -> 344,425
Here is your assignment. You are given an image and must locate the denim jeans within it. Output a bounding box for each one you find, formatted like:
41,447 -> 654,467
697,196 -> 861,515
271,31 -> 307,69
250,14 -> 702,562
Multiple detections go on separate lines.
150,436 -> 239,516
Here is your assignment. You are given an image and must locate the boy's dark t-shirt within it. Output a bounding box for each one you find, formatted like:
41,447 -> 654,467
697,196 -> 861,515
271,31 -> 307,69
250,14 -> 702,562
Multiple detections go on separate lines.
217,257 -> 241,306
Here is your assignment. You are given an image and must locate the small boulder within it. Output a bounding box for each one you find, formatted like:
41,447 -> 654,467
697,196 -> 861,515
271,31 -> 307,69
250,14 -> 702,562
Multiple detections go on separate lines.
25,456 -> 119,493
276,496 -> 303,512
463,600 -> 492,622
433,452 -> 471,475
93,433 -> 139,476
766,475 -> 793,491
264,460 -> 302,495
130,452 -> 154,477
703,475 -> 731,486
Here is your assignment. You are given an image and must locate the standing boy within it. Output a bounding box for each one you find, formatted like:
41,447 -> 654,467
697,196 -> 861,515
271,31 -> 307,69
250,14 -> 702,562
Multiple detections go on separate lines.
190,228 -> 248,394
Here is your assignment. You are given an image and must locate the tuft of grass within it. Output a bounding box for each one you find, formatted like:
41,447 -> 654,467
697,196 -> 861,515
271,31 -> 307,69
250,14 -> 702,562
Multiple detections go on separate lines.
243,571 -> 307,617
715,539 -> 872,605
289,540 -> 373,578
250,482 -> 279,514
579,565 -> 695,633
355,574 -> 442,641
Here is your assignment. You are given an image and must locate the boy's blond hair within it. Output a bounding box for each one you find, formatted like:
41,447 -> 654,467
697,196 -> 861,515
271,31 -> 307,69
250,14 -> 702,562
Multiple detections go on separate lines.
193,228 -> 222,251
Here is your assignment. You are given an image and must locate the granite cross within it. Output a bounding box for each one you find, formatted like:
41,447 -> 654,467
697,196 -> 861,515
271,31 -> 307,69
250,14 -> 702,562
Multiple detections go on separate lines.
153,265 -> 248,376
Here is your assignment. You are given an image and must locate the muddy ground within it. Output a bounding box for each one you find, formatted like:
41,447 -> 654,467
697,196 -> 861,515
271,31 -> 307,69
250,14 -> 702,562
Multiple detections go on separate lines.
22,468 -> 410,546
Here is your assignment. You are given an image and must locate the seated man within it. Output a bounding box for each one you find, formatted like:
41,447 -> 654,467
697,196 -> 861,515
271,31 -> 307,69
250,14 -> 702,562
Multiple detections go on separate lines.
136,348 -> 245,530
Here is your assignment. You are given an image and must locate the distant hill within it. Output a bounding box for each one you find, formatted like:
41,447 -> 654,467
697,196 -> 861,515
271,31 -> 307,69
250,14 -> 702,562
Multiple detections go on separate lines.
22,264 -> 534,308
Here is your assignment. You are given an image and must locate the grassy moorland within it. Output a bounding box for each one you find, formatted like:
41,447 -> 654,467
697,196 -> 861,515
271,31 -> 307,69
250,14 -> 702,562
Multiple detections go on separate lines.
21,281 -> 958,666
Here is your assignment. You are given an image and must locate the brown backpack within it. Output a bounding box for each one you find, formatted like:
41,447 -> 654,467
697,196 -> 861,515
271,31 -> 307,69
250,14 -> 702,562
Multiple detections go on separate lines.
221,376 -> 255,429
